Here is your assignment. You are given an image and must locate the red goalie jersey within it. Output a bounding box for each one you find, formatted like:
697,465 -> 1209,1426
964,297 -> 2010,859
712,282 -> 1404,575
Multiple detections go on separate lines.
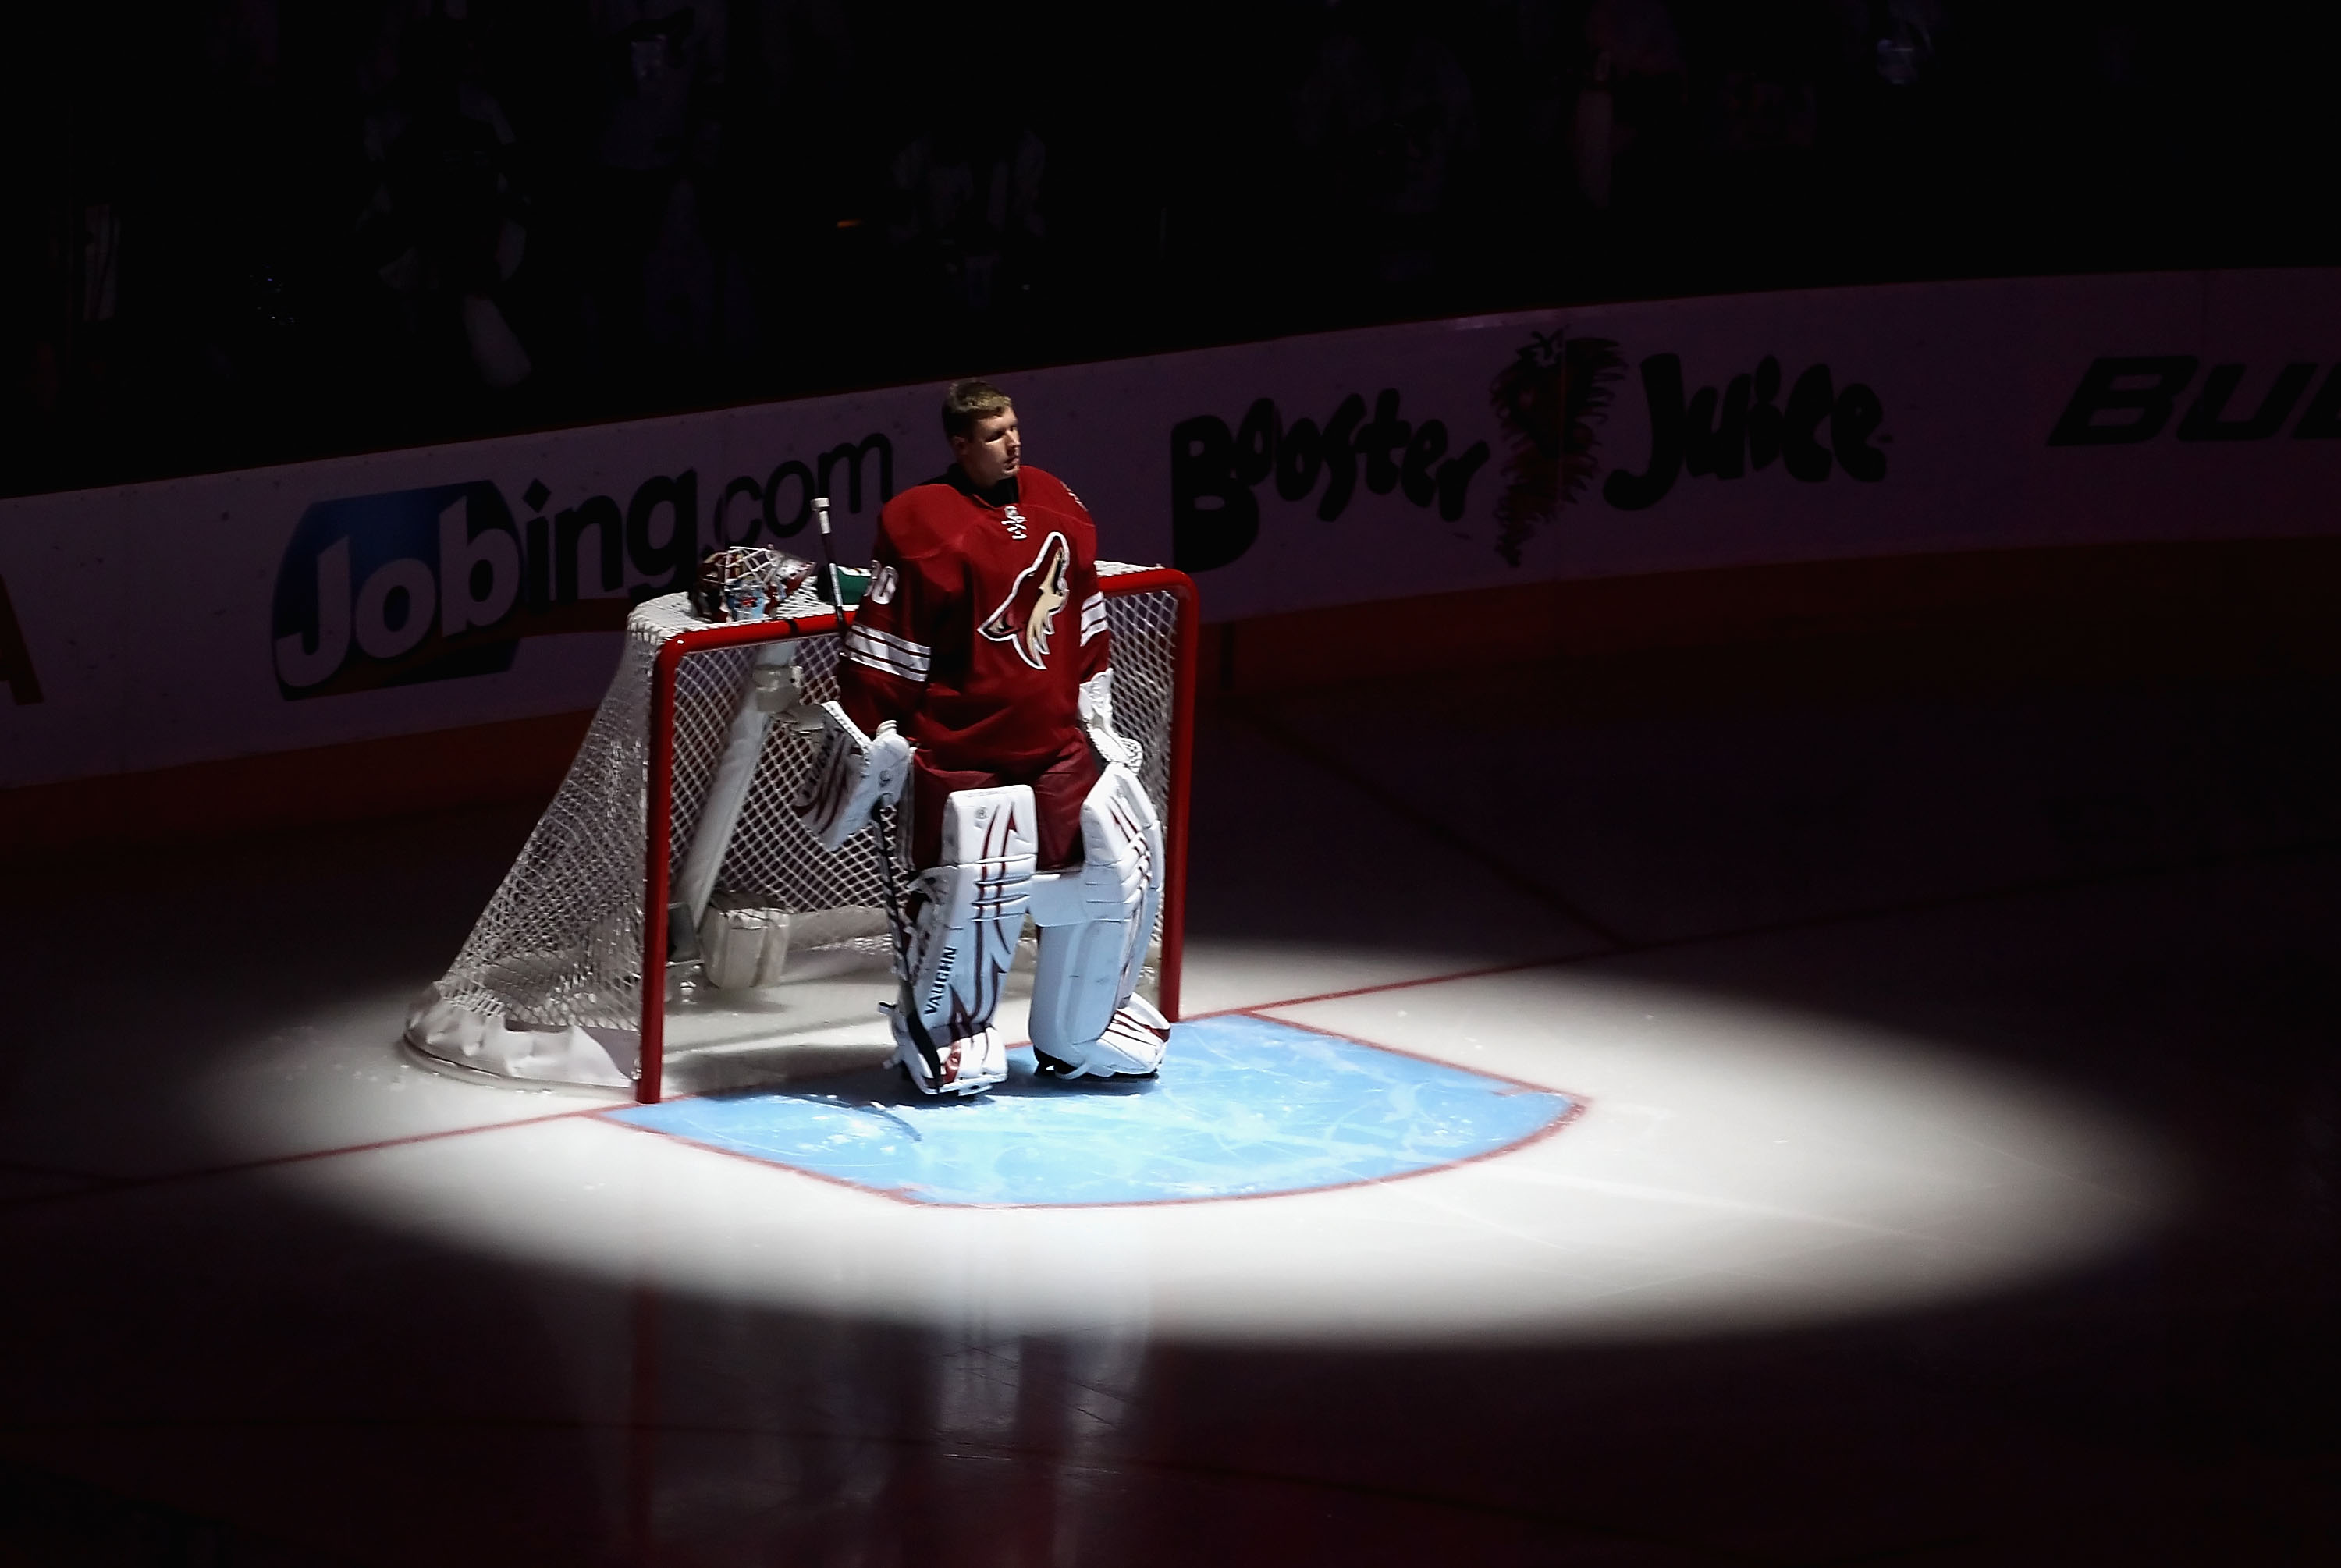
837,465 -> 1110,774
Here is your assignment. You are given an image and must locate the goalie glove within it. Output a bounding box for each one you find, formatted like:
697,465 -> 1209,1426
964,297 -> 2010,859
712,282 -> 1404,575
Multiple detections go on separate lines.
1078,669 -> 1143,773
792,701 -> 912,851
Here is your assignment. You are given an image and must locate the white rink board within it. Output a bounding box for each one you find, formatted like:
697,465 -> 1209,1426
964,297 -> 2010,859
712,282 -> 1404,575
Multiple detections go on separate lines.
6,268 -> 2341,790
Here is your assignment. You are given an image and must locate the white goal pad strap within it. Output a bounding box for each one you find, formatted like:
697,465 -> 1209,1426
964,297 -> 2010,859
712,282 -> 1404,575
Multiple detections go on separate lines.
1027,764 -> 1166,1067
792,701 -> 911,851
893,786 -> 1035,1086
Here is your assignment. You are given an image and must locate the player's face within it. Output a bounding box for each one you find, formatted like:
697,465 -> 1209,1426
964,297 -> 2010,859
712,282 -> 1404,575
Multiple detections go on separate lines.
953,409 -> 1021,487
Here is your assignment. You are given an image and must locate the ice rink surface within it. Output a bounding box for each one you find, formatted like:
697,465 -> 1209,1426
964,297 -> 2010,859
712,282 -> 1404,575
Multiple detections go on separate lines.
3,644 -> 2339,1566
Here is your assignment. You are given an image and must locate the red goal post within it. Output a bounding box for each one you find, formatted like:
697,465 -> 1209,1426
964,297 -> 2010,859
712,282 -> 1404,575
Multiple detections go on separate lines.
637,566 -> 1199,1103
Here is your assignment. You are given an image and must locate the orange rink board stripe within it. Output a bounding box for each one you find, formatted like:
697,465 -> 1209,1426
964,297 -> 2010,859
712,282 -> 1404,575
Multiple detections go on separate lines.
0,708 -> 595,864
5,535 -> 2339,864
1199,534 -> 2341,695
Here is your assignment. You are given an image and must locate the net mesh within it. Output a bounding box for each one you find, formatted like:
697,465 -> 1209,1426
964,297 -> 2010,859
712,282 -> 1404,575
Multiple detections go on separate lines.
421,566 -> 1187,1073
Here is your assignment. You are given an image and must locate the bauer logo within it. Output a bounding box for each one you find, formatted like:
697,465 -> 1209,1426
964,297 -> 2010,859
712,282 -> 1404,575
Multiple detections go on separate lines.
2047,357 -> 2341,445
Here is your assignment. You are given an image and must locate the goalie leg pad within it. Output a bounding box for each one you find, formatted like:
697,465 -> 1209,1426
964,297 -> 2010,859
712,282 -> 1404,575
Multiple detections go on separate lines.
886,785 -> 1034,1096
1027,764 -> 1170,1078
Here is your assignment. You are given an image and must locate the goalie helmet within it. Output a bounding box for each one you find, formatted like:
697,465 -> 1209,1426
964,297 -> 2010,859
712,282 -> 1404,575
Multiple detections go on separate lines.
691,546 -> 815,623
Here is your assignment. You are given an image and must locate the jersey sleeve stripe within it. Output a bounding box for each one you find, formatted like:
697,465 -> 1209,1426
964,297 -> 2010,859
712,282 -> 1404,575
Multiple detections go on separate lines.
850,624 -> 932,661
844,644 -> 927,682
843,624 -> 932,679
1078,594 -> 1108,646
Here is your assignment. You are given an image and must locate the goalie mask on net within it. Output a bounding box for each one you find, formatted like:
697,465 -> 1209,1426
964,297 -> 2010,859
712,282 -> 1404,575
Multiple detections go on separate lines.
692,546 -> 815,623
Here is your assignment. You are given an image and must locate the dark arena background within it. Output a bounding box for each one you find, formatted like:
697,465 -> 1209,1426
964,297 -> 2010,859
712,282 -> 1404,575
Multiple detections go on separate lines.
5,4 -> 2341,1566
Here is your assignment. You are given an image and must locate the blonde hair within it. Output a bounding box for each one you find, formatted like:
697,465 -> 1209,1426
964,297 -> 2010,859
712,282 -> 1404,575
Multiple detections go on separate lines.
942,378 -> 1014,439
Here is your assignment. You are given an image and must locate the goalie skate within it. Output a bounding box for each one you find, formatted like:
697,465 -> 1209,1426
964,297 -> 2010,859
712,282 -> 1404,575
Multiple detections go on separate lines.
1033,994 -> 1170,1080
887,1019 -> 1009,1097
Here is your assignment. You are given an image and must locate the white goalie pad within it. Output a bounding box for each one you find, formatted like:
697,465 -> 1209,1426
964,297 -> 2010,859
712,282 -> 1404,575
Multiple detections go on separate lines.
1078,668 -> 1144,773
1025,763 -> 1170,1077
886,784 -> 1034,1095
666,643 -> 804,967
791,701 -> 911,851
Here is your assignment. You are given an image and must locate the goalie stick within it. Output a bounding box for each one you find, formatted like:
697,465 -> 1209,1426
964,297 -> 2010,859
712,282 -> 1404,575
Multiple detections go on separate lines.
808,494 -> 947,1084
869,796 -> 950,1083
810,495 -> 849,618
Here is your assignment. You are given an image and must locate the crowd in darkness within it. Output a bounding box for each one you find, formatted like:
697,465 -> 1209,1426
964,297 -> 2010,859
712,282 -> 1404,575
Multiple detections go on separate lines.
5,0 -> 2335,496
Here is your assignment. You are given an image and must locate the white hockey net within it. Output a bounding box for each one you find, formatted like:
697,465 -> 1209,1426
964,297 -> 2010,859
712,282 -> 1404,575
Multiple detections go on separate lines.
407,564 -> 1192,1094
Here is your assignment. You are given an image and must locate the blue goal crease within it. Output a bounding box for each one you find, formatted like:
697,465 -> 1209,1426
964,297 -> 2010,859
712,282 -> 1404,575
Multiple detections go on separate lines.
607,1013 -> 1575,1208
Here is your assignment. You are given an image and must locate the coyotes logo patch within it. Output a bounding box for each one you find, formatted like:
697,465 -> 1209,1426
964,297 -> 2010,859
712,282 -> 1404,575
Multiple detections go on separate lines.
979,532 -> 1071,670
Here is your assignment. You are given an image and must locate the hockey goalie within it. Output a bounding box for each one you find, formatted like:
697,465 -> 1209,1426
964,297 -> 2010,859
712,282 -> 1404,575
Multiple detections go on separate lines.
797,378 -> 1170,1096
